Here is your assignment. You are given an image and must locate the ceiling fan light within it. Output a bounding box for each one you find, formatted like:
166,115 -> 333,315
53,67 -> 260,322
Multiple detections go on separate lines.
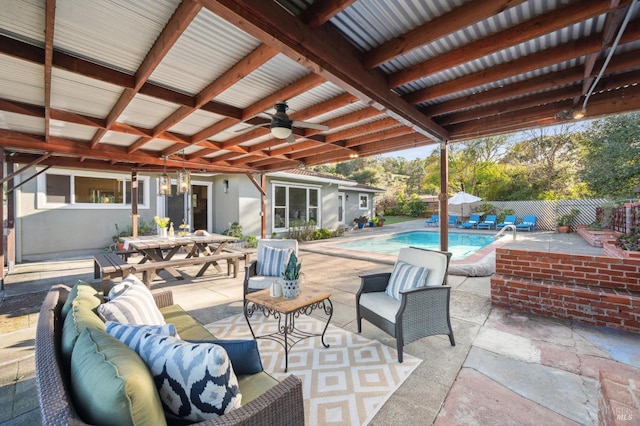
271,125 -> 292,139
572,109 -> 585,119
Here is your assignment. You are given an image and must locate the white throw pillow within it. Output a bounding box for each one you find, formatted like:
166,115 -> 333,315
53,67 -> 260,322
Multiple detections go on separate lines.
385,260 -> 429,301
108,274 -> 145,300
136,333 -> 242,421
98,282 -> 165,325
257,246 -> 291,277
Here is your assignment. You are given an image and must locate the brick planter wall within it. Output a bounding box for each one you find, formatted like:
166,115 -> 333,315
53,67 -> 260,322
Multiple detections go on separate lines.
491,249 -> 640,333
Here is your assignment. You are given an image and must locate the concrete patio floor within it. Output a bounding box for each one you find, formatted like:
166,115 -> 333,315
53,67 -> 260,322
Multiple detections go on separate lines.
1,220 -> 639,425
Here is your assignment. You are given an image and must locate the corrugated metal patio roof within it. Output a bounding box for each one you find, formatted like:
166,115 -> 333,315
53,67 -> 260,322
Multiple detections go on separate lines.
0,0 -> 639,174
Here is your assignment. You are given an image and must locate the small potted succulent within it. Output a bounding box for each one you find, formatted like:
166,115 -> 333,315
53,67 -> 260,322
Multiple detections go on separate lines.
281,252 -> 301,299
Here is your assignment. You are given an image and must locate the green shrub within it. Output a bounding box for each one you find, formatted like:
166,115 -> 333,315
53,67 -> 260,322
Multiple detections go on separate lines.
313,229 -> 333,240
245,235 -> 257,248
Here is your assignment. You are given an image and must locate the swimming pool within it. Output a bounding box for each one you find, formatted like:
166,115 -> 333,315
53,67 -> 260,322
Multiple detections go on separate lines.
329,231 -> 498,260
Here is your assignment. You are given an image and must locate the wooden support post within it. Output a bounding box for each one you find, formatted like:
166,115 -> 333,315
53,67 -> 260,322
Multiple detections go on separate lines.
131,171 -> 139,236
439,141 -> 449,252
261,173 -> 266,239
6,160 -> 15,273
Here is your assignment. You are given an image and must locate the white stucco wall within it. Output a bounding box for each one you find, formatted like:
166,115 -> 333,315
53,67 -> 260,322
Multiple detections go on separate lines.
15,168 -> 156,261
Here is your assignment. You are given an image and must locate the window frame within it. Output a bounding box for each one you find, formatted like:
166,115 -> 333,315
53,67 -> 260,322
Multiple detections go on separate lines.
36,168 -> 150,209
359,193 -> 369,210
271,181 -> 321,231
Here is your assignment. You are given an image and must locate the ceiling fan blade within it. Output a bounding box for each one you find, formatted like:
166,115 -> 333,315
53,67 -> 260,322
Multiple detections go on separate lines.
291,120 -> 329,131
286,134 -> 295,143
234,122 -> 269,133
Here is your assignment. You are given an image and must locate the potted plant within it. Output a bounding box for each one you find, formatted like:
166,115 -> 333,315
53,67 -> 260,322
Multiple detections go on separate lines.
112,224 -> 132,251
376,217 -> 385,227
353,216 -> 369,229
281,252 -> 301,299
557,209 -> 580,233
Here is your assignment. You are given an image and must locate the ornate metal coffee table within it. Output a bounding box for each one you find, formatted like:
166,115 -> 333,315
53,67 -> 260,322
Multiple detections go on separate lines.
244,286 -> 333,372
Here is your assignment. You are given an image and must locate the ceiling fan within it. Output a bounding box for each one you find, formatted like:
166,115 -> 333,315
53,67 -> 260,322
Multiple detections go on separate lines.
238,101 -> 329,143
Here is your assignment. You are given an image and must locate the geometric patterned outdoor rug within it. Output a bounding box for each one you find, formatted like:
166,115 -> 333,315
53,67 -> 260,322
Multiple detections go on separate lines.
206,313 -> 422,426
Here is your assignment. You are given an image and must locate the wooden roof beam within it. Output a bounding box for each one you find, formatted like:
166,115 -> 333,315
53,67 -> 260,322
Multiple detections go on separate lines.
90,1 -> 201,148
364,0 -> 527,69
406,21 -> 640,105
200,0 -> 448,142
324,117 -> 400,143
300,0 -> 357,29
422,47 -> 640,117
390,0 -> 627,88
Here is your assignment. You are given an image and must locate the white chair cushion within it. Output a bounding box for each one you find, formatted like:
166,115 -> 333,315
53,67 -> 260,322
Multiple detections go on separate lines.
359,292 -> 400,324
257,246 -> 291,277
247,275 -> 274,291
397,248 -> 448,287
385,260 -> 429,301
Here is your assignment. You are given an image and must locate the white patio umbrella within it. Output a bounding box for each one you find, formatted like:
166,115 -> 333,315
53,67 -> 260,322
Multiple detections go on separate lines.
448,191 -> 482,219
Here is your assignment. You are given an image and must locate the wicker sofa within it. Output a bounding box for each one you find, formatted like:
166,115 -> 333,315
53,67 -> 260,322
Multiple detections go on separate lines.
35,283 -> 305,425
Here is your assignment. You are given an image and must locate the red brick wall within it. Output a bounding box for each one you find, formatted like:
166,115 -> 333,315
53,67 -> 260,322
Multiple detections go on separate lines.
491,249 -> 640,333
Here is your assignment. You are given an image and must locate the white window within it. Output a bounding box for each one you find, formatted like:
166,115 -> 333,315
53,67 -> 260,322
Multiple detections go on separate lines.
359,193 -> 369,210
272,183 -> 320,230
37,168 -> 149,209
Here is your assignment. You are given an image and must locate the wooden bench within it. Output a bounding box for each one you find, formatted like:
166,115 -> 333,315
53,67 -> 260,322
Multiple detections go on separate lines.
94,252 -> 130,296
129,252 -> 245,287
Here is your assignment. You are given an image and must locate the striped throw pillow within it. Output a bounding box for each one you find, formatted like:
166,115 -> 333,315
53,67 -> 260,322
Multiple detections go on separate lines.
257,246 -> 292,277
105,321 -> 178,352
97,283 -> 165,325
385,260 -> 429,301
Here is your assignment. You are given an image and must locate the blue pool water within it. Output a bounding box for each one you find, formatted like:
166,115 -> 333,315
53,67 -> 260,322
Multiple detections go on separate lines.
330,231 -> 497,260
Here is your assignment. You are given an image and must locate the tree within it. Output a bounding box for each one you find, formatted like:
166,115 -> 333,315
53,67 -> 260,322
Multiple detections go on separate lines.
503,124 -> 586,199
580,113 -> 640,198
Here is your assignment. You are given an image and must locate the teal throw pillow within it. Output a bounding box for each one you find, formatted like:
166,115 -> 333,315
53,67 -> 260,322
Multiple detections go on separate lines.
71,328 -> 167,426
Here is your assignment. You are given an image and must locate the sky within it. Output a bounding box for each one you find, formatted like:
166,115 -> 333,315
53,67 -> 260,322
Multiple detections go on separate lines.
380,121 -> 590,160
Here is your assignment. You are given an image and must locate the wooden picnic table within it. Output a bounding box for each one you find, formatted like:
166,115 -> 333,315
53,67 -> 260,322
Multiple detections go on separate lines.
121,233 -> 239,283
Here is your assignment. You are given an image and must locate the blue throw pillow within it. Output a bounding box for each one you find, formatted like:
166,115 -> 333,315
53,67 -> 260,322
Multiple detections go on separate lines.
187,339 -> 263,376
105,321 -> 178,352
135,333 -> 242,421
385,260 -> 429,301
257,246 -> 291,277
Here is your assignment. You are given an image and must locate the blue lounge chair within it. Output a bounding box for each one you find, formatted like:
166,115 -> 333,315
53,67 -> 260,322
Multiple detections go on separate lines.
448,215 -> 459,227
477,215 -> 497,230
461,214 -> 482,229
516,215 -> 538,231
497,215 -> 518,228
424,215 -> 439,227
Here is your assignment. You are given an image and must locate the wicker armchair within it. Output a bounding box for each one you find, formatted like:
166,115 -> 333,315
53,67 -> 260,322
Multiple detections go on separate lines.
356,247 -> 454,363
243,239 -> 298,298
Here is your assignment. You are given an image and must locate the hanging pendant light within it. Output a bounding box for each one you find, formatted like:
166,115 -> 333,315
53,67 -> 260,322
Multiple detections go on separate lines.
158,156 -> 171,196
177,150 -> 190,195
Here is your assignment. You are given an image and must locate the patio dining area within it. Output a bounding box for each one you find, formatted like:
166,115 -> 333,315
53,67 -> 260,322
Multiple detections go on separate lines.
2,221 -> 639,425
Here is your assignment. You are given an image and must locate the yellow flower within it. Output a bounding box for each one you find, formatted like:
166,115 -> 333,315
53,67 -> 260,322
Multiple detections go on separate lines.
154,216 -> 170,228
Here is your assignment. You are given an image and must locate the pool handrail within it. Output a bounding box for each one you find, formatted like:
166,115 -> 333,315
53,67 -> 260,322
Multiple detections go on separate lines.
495,224 -> 517,240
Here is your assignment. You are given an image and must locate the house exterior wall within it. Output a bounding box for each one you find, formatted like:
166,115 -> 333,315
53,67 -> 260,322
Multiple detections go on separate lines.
15,168 -> 157,261
344,190 -> 376,225
213,175 -> 242,234
11,168 -> 364,261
